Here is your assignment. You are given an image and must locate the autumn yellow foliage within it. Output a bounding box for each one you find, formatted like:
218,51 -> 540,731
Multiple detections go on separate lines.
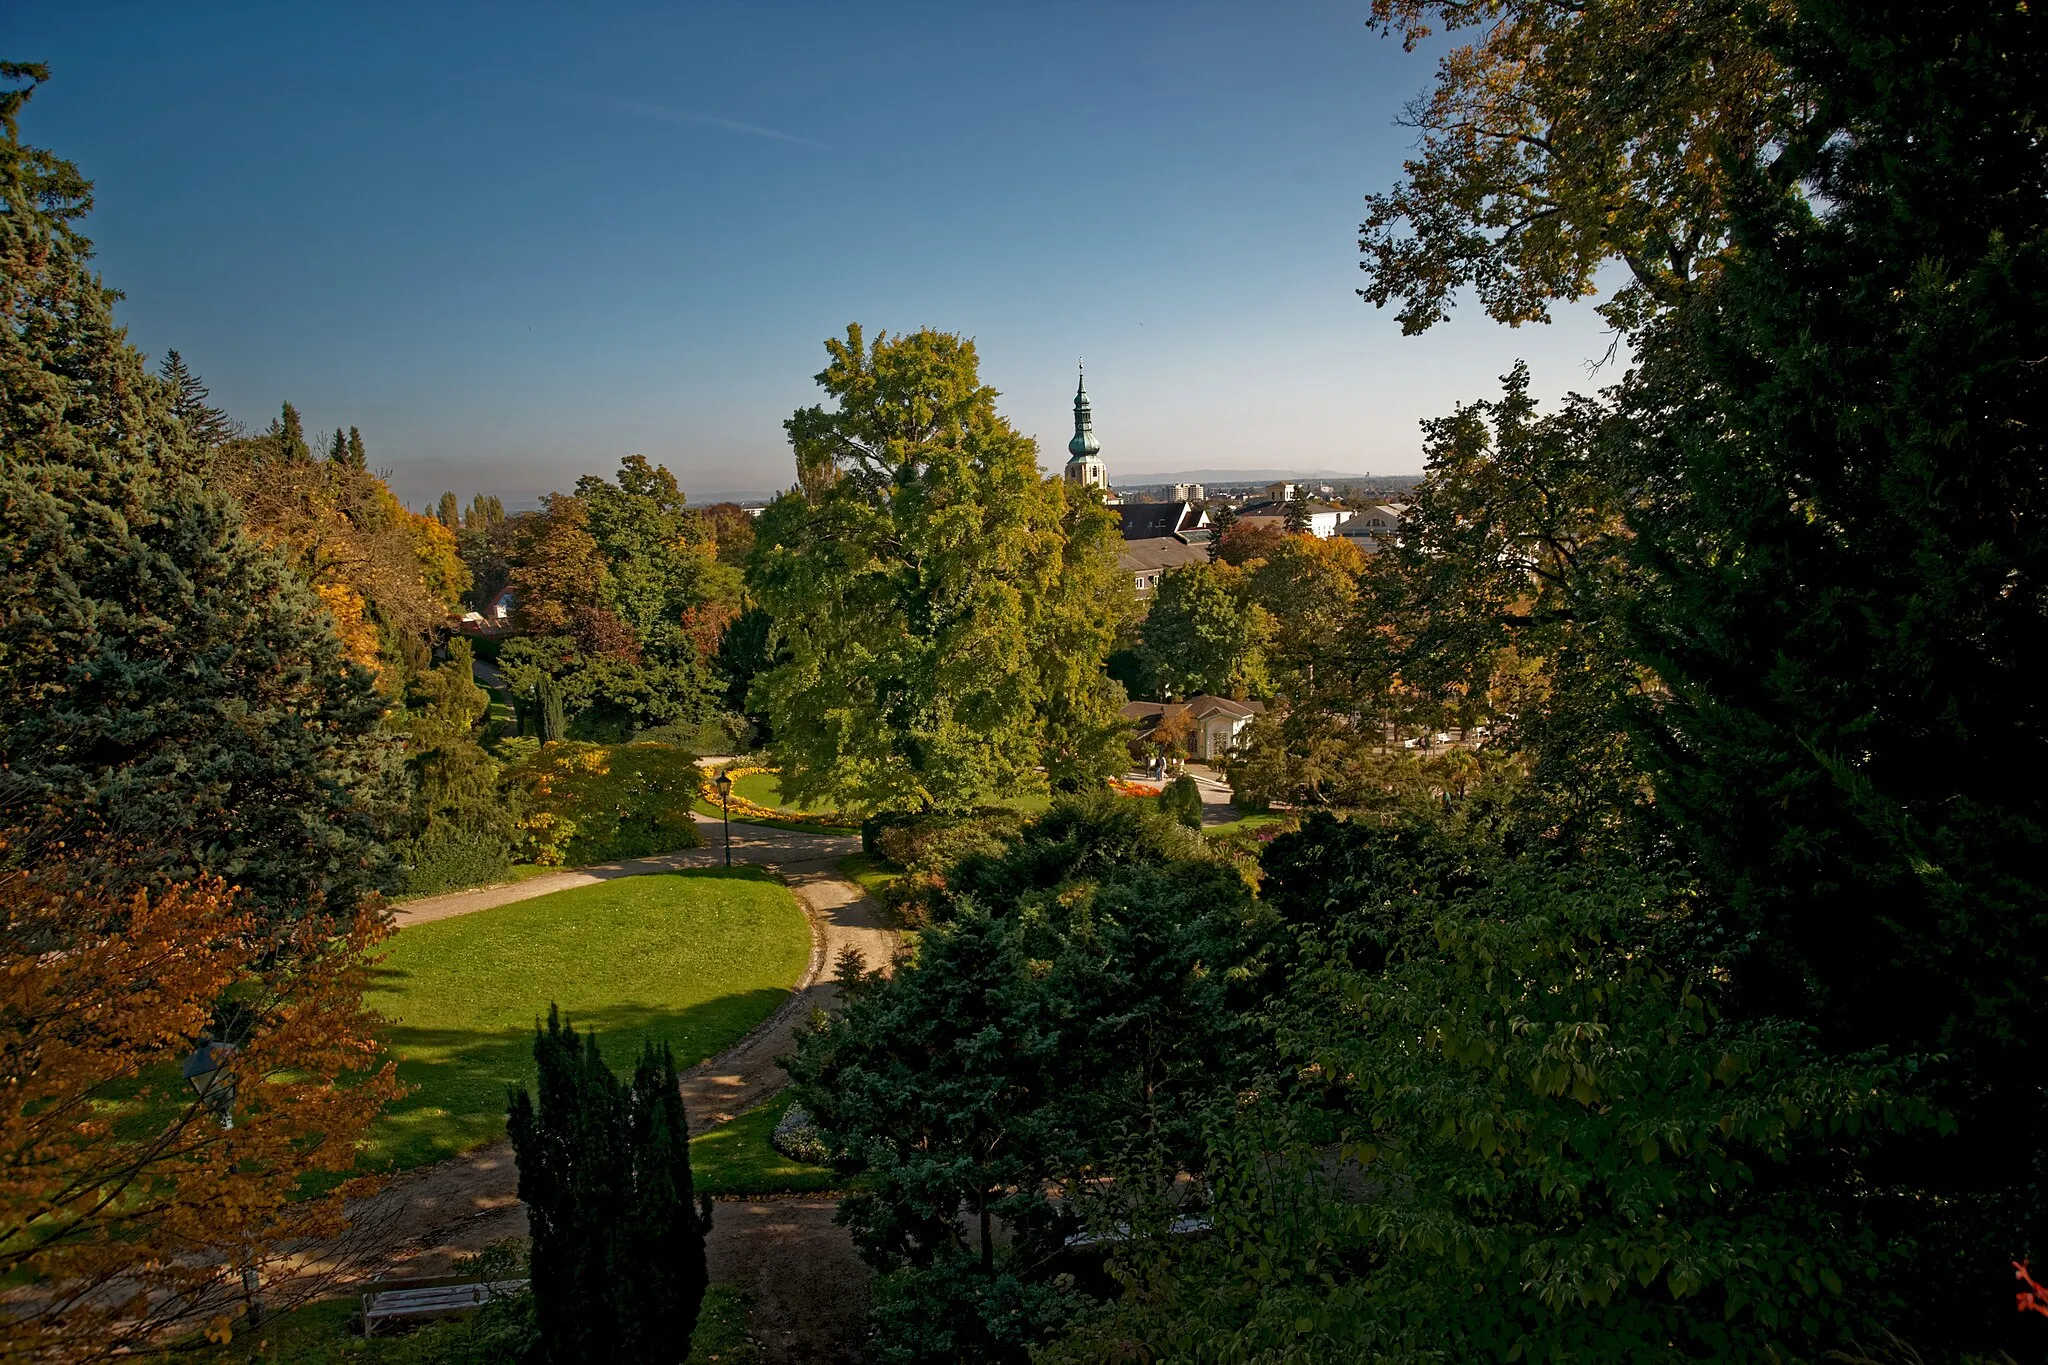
0,862 -> 405,1357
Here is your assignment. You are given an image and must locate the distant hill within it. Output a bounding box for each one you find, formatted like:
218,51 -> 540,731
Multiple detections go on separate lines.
1109,468 -> 1415,487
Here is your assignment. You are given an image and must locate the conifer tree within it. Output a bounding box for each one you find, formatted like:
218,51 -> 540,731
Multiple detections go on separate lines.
344,425 -> 366,469
326,427 -> 346,462
266,401 -> 310,461
156,349 -> 235,448
508,1008 -> 710,1364
0,67 -> 392,921
536,674 -> 566,742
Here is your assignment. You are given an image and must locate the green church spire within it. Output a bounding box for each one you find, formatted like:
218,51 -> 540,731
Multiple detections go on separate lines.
1068,363 -> 1100,459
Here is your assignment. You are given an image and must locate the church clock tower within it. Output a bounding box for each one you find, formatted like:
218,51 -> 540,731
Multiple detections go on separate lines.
1063,365 -> 1109,496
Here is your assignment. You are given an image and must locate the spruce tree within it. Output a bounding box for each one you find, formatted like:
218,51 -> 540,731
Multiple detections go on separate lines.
508,1008 -> 710,1364
326,426 -> 346,463
156,349 -> 235,448
344,425 -> 366,470
266,401 -> 310,461
0,67 -> 392,920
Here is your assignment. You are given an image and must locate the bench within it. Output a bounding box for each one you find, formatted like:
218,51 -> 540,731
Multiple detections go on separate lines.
361,1277 -> 529,1335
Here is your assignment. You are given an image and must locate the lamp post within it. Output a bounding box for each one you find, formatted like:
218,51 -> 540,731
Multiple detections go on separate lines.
182,1037 -> 238,1131
183,1038 -> 261,1325
714,771 -> 733,867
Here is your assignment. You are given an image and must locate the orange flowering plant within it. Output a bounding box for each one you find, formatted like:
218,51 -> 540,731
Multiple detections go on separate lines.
0,859 -> 405,1356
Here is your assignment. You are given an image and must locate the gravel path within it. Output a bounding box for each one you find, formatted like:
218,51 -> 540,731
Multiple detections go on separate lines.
321,813 -> 894,1362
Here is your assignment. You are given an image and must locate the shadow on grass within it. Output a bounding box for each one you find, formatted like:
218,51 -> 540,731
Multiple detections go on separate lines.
362,990 -> 791,1175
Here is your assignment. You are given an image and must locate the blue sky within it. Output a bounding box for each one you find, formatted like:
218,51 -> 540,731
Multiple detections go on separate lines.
13,1 -> 1624,508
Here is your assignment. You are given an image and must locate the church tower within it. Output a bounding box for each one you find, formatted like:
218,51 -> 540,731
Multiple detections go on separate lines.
1063,364 -> 1109,495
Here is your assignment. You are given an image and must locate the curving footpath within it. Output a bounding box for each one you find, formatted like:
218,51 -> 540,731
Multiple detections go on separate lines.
321,814 -> 894,1361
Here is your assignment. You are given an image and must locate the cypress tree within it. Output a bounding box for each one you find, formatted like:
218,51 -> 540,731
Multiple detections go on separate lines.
537,675 -> 567,742
508,1008 -> 710,1364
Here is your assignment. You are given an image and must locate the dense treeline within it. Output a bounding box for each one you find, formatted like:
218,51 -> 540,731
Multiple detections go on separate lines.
786,2 -> 2048,1361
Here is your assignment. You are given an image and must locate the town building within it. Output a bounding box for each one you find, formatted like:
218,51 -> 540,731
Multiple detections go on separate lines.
1123,694 -> 1267,760
1116,501 -> 1209,542
1232,483 -> 1346,538
1334,501 -> 1410,553
1121,535 -> 1209,595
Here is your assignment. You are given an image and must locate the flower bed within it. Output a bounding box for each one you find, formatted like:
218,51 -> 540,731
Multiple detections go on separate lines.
1106,778 -> 1165,798
699,766 -> 851,829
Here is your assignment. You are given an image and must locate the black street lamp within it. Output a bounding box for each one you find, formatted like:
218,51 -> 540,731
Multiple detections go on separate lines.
182,1037 -> 238,1131
714,770 -> 733,867
182,1036 -> 263,1325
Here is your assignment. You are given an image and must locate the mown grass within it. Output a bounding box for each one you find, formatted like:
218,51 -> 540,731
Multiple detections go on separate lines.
365,870 -> 810,1172
835,853 -> 900,902
690,1093 -> 837,1197
1202,812 -> 1287,839
164,1283 -> 757,1364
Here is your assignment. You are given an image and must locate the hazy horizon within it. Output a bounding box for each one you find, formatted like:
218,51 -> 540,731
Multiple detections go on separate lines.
15,1 -> 1628,511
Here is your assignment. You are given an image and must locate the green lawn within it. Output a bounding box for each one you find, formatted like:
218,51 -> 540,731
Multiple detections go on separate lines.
690,1092 -> 836,1196
166,1283 -> 757,1364
1203,812 -> 1287,839
731,771 -> 786,807
366,869 -> 811,1171
836,853 -> 900,901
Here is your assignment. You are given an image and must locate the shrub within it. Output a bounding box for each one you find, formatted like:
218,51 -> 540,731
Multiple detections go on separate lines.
507,742 -> 703,866
1156,774 -> 1204,830
862,808 -> 1030,925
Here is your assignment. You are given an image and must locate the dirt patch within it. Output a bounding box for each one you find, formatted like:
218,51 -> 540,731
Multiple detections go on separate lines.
708,1198 -> 871,1365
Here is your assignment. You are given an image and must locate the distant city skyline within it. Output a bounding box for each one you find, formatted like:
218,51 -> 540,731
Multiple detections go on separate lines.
13,1 -> 1628,510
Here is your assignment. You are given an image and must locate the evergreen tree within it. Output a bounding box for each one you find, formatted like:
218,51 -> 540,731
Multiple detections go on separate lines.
536,674 -> 566,742
392,639 -> 514,894
0,66 -> 392,921
265,401 -> 310,461
1281,488 -> 1311,533
1204,502 -> 1237,563
507,1008 -> 710,1364
327,427 -> 346,463
436,489 -> 459,529
1622,0 -> 2048,1342
156,349 -> 235,448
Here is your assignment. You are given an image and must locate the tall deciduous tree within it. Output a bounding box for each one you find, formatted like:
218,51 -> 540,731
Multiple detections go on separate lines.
1359,0 -> 1799,334
0,67 -> 394,920
749,326 -> 1128,813
1136,562 -> 1271,701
